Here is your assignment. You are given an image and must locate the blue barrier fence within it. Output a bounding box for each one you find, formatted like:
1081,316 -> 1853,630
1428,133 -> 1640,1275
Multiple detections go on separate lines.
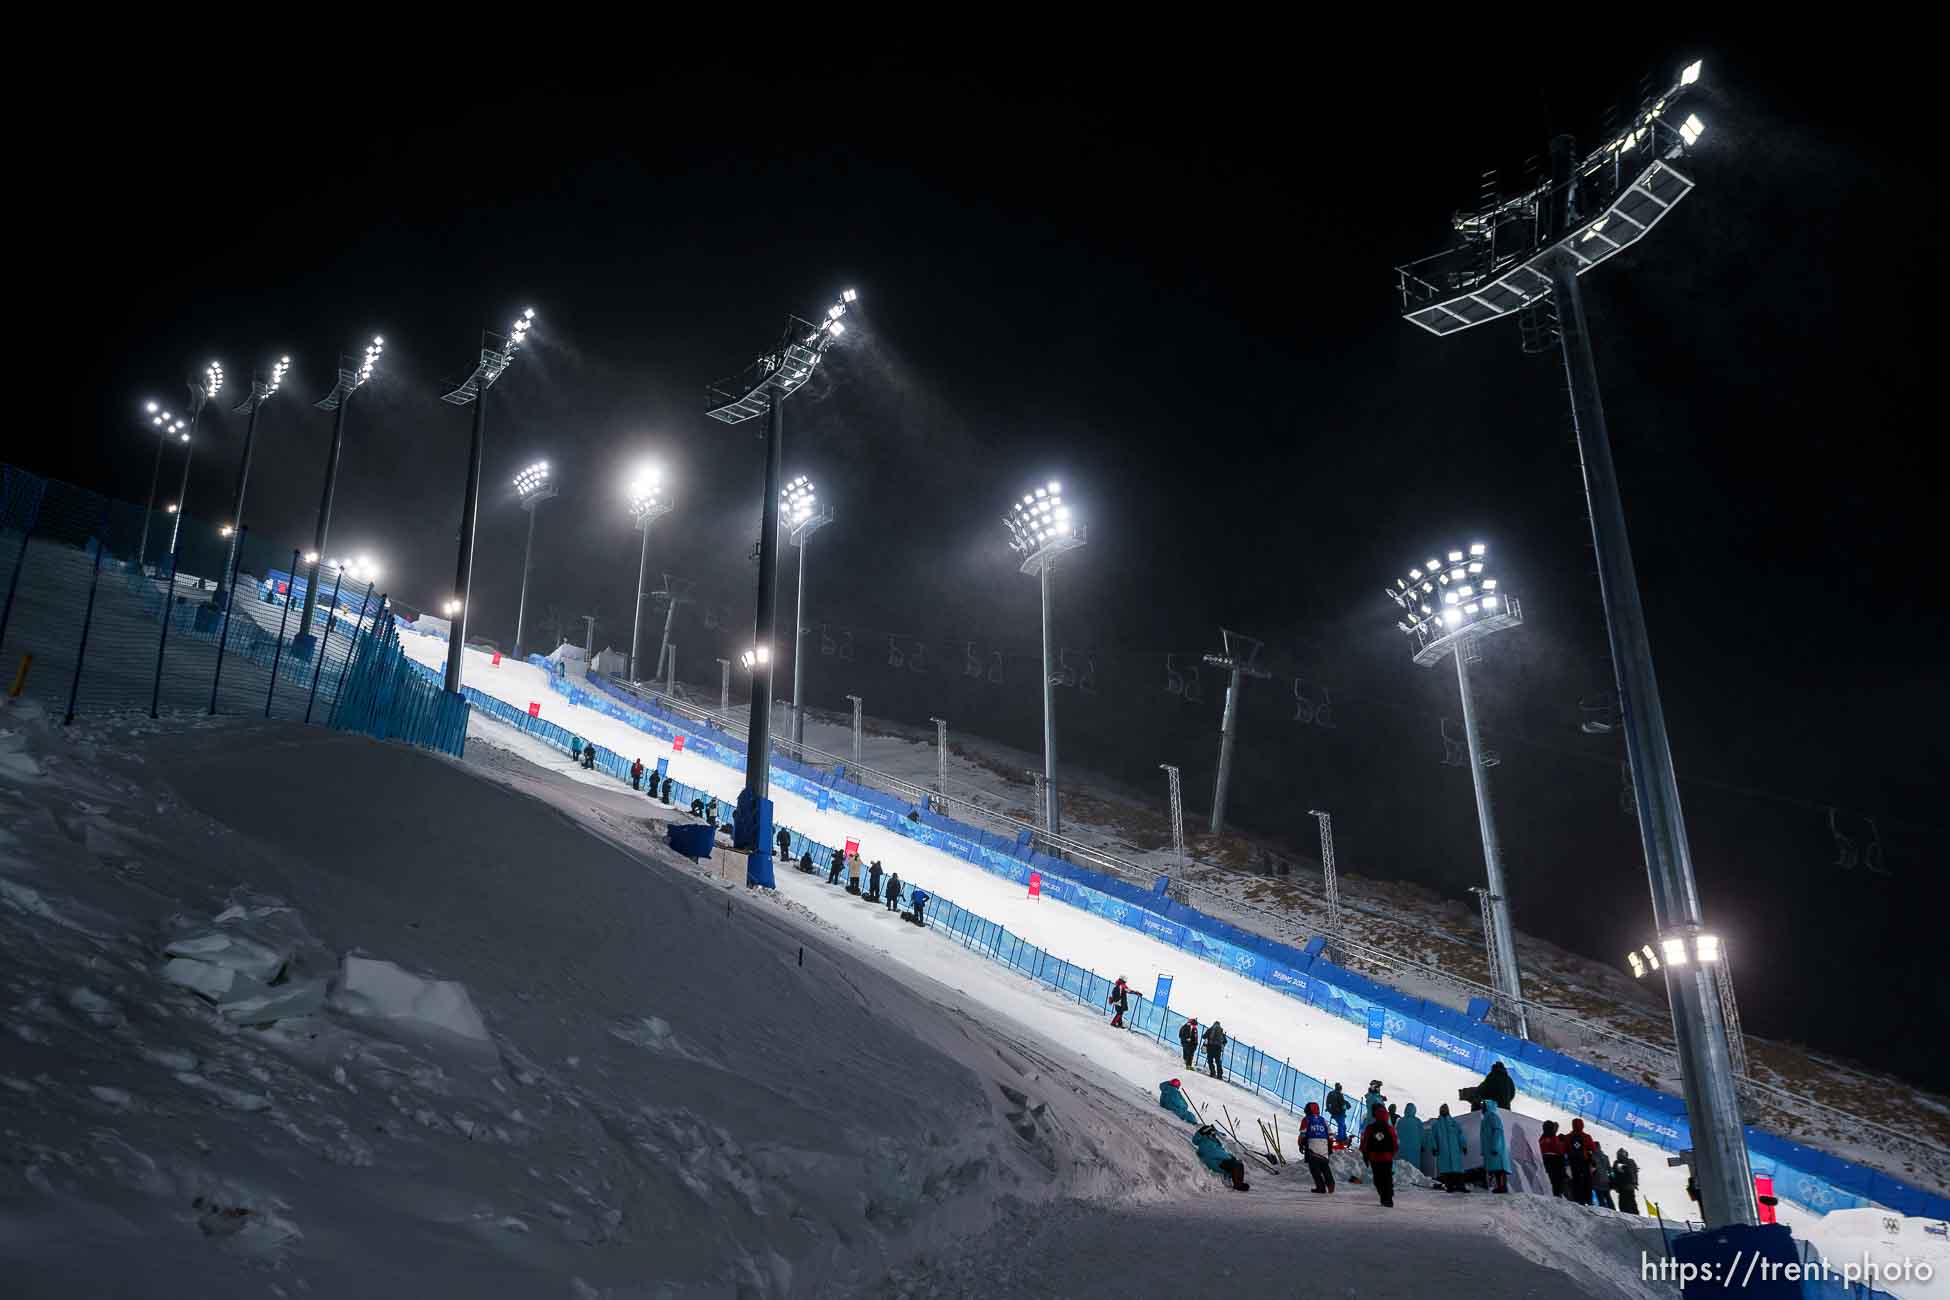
329,613 -> 469,757
451,660 -> 1949,1222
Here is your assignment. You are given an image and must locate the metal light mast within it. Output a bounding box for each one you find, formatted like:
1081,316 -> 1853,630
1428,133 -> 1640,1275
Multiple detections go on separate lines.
512,460 -> 557,657
298,335 -> 384,654
781,473 -> 833,747
625,468 -> 672,680
138,402 -> 187,572
166,363 -> 223,561
1393,59 -> 1752,1227
1004,480 -> 1085,834
1204,629 -> 1270,834
211,355 -> 289,610
1309,809 -> 1342,963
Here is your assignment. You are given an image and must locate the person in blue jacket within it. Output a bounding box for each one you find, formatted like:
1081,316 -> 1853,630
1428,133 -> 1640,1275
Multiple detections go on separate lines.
909,888 -> 929,927
1159,1078 -> 1197,1124
1361,1080 -> 1388,1125
1193,1124 -> 1250,1191
1480,1098 -> 1511,1193
1300,1101 -> 1336,1193
1431,1103 -> 1469,1193
1397,1102 -> 1427,1174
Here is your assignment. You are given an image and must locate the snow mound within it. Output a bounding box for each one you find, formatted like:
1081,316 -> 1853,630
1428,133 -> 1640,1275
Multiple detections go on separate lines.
332,954 -> 492,1046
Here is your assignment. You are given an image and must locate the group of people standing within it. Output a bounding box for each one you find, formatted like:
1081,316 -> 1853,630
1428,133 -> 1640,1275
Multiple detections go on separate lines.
795,843 -> 928,924
1174,1016 -> 1230,1078
1539,1119 -> 1640,1213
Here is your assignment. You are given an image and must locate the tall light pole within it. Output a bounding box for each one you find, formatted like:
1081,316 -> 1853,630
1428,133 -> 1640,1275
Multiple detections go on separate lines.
845,693 -> 863,764
297,336 -> 384,654
210,355 -> 289,610
1159,762 -> 1185,869
439,307 -> 534,695
167,363 -> 223,562
1392,58 -> 1751,1229
1003,479 -> 1084,835
138,402 -> 186,572
706,287 -> 857,883
781,473 -> 833,746
649,575 -> 692,690
1204,628 -> 1270,834
512,460 -> 556,658
625,467 -> 671,680
1386,542 -> 1529,1040
1309,809 -> 1342,963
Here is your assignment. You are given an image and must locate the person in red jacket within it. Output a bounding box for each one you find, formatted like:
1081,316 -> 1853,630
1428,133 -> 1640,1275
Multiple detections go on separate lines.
1562,1118 -> 1600,1205
1539,1120 -> 1569,1199
1359,1103 -> 1399,1207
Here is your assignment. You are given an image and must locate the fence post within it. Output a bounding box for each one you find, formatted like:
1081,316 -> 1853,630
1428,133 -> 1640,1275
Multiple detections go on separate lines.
150,543 -> 179,719
0,524 -> 35,664
207,525 -> 249,714
265,548 -> 299,717
63,529 -> 110,725
303,566 -> 347,724
328,585 -> 380,727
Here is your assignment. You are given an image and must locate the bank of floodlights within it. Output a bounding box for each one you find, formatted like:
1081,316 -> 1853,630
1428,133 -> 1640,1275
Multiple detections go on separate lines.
315,336 -> 384,412
1004,480 -> 1084,573
628,467 -> 670,524
704,289 -> 857,425
232,355 -> 289,413
514,460 -> 556,503
1386,541 -> 1521,665
1628,932 -> 1721,978
441,308 -> 533,406
741,645 -> 771,670
781,474 -> 818,529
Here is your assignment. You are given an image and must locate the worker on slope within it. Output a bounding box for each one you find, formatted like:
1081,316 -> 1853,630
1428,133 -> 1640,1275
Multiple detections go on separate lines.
1480,1099 -> 1511,1193
1610,1148 -> 1641,1215
1159,1078 -> 1197,1124
630,757 -> 644,790
1563,1117 -> 1600,1205
1592,1143 -> 1616,1210
1108,976 -> 1130,1029
1361,1080 -> 1388,1126
1178,1018 -> 1199,1069
1193,1124 -> 1250,1192
1397,1102 -> 1428,1175
1300,1101 -> 1336,1194
1326,1083 -> 1351,1144
827,848 -> 845,886
1359,1103 -> 1399,1207
866,859 -> 885,903
884,873 -> 903,910
1539,1120 -> 1569,1198
1201,1021 -> 1228,1080
1430,1103 -> 1469,1193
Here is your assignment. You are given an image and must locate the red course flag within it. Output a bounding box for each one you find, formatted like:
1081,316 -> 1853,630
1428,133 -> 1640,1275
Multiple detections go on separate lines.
1028,871 -> 1042,898
527,701 -> 541,718
673,735 -> 686,752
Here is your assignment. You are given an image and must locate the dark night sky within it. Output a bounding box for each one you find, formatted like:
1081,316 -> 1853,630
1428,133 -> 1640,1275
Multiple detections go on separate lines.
30,34 -> 1947,1088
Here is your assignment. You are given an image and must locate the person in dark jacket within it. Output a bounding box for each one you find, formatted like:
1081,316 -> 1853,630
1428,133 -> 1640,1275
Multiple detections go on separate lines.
866,860 -> 885,903
583,742 -> 597,770
1359,1103 -> 1399,1207
660,775 -> 674,804
908,888 -> 929,926
703,797 -> 719,827
1300,1101 -> 1336,1193
1611,1148 -> 1641,1215
1326,1083 -> 1351,1144
1201,1021 -> 1227,1080
1107,977 -> 1130,1028
884,873 -> 902,910
1563,1118 -> 1599,1205
1467,1060 -> 1516,1112
797,851 -> 815,874
1539,1121 -> 1569,1199
690,797 -> 707,818
1178,1018 -> 1200,1069
1592,1144 -> 1616,1210
775,828 -> 792,861
630,758 -> 644,790
827,849 -> 845,886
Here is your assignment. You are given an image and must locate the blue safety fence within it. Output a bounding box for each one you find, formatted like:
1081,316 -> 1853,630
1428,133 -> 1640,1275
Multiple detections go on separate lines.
441,662 -> 1950,1223
328,612 -> 469,757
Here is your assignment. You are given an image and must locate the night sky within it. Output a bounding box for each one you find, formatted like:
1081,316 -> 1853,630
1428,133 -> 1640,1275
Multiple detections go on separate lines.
39,36 -> 1946,1090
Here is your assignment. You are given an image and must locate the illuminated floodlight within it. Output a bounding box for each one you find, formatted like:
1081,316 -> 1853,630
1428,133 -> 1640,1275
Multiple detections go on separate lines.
740,645 -> 771,670
443,598 -> 464,617
1661,936 -> 1689,968
204,362 -> 225,400
220,524 -> 235,537
442,307 -> 538,406
514,459 -> 556,502
1680,59 -> 1703,87
1003,479 -> 1085,574
627,467 -> 670,523
1627,950 -> 1647,979
1695,933 -> 1721,963
146,400 -> 160,414
780,474 -> 818,526
1386,541 -> 1523,665
305,550 -> 320,563
705,289 -> 858,425
842,287 -> 858,302
166,503 -> 179,514
1679,114 -> 1705,147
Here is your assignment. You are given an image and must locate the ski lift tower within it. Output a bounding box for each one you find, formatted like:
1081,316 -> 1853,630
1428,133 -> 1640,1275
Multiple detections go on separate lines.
706,288 -> 857,886
1392,59 -> 1753,1229
1203,629 -> 1270,834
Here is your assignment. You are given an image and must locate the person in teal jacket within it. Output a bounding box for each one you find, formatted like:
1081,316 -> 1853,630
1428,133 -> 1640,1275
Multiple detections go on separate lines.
1430,1103 -> 1469,1192
1159,1078 -> 1197,1124
1397,1102 -> 1427,1173
1480,1098 -> 1511,1193
1193,1124 -> 1250,1191
1361,1080 -> 1388,1124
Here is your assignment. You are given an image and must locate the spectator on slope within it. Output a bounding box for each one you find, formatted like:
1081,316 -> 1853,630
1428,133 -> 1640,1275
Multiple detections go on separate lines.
661,775 -> 674,804
1610,1148 -> 1640,1215
797,851 -> 815,874
1397,1102 -> 1428,1175
1108,976 -> 1131,1029
776,828 -> 792,862
885,873 -> 902,910
1159,1078 -> 1197,1124
1539,1120 -> 1569,1199
846,852 -> 863,895
630,757 -> 644,790
1193,1124 -> 1250,1192
1563,1118 -> 1600,1205
1326,1083 -> 1351,1144
1301,1101 -> 1337,1194
1480,1099 -> 1511,1193
1430,1104 -> 1469,1193
908,888 -> 929,927
827,849 -> 845,885
866,860 -> 885,903
1179,1018 -> 1200,1070
1592,1143 -> 1616,1210
1201,1021 -> 1228,1080
1359,1103 -> 1399,1207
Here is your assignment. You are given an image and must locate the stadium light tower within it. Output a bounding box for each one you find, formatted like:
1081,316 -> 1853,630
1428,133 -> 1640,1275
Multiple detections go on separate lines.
211,355 -> 290,610
626,467 -> 672,680
137,402 -> 186,572
439,307 -> 535,695
511,459 -> 557,658
167,362 -> 223,561
1392,60 -> 1754,1228
781,473 -> 833,746
296,335 -> 384,654
705,286 -> 857,884
1003,479 -> 1085,834
1386,541 -> 1529,1040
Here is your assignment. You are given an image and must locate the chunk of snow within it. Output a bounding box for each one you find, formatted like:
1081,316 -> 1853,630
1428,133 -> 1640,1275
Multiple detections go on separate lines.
333,955 -> 490,1046
165,930 -> 286,981
161,957 -> 269,1006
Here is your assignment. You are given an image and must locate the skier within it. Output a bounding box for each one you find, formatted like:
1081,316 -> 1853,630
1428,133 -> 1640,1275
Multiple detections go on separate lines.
1108,976 -> 1130,1029
797,851 -> 815,874
846,853 -> 862,895
1592,1143 -> 1616,1210
1325,1083 -> 1351,1145
908,888 -> 929,927
630,758 -> 644,790
1430,1104 -> 1469,1193
1359,1103 -> 1399,1207
1300,1101 -> 1336,1194
1539,1120 -> 1569,1199
866,860 -> 885,903
1397,1102 -> 1427,1175
1159,1078 -> 1197,1124
1563,1118 -> 1599,1205
1611,1148 -> 1641,1215
1480,1099 -> 1511,1193
885,873 -> 903,910
1178,1018 -> 1200,1069
1193,1124 -> 1250,1192
826,848 -> 845,886
1201,1020 -> 1227,1080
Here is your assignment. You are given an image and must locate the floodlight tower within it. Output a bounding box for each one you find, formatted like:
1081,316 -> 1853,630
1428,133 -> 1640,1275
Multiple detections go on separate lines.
511,460 -> 557,657
211,355 -> 289,610
1003,480 -> 1085,834
649,575 -> 693,690
781,473 -> 833,746
1203,629 -> 1271,834
625,468 -> 672,680
439,307 -> 535,695
705,287 -> 857,882
137,403 -> 187,572
1392,57 -> 1754,1230
167,363 -> 223,561
297,336 -> 384,653
1386,542 -> 1528,1039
